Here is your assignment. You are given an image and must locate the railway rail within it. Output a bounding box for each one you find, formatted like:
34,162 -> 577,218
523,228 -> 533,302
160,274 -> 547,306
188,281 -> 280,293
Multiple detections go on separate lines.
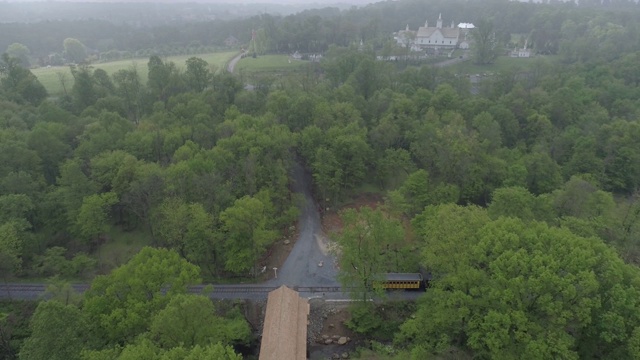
0,283 -> 355,300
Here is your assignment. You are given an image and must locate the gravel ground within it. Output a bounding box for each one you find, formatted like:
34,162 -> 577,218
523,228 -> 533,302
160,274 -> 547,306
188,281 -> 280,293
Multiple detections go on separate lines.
307,300 -> 341,344
267,161 -> 340,288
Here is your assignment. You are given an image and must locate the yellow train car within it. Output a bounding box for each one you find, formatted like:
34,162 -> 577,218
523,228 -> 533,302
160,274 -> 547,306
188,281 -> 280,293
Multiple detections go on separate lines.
382,273 -> 424,290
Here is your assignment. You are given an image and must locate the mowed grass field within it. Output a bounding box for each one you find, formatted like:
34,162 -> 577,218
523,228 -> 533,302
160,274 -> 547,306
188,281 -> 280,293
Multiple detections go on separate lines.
235,54 -> 309,73
32,51 -> 238,95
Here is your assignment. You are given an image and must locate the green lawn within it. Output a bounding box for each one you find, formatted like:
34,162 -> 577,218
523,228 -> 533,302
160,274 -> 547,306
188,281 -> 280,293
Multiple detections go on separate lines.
448,55 -> 557,75
235,54 -> 308,73
32,51 -> 238,95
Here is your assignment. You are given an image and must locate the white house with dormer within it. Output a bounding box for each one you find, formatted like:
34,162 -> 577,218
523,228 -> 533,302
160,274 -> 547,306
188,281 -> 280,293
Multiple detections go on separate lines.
395,14 -> 472,53
510,39 -> 532,58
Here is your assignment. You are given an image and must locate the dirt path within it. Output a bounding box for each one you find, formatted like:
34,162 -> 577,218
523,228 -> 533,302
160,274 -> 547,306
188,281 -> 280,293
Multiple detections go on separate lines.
227,52 -> 243,73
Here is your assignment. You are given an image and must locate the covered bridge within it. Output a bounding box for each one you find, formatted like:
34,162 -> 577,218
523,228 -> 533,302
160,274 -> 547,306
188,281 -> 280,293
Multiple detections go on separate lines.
259,286 -> 310,360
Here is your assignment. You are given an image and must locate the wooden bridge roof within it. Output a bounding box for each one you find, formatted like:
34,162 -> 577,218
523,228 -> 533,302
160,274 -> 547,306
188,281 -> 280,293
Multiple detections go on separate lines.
259,285 -> 309,360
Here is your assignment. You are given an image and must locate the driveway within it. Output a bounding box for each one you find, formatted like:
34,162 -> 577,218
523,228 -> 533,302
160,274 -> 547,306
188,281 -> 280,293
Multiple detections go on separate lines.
268,160 -> 340,288
227,52 -> 243,73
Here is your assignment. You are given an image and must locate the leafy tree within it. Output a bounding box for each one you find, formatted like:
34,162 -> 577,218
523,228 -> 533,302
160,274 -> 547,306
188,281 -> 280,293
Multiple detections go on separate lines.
44,278 -> 83,306
376,148 -> 415,190
75,112 -> 134,161
149,294 -> 250,349
88,340 -> 242,360
430,84 -> 461,113
0,301 -> 37,359
53,159 -> 99,230
184,57 -> 211,92
177,343 -> 242,360
73,192 -> 118,243
5,43 -> 30,67
312,147 -> 342,205
219,195 -> 277,276
151,198 -> 220,271
0,138 -> 42,183
19,301 -> 86,360
92,69 -> 115,97
393,169 -> 431,216
488,186 -> 537,221
599,120 -> 640,193
31,247 -> 68,277
147,56 -> 184,102
552,176 -> 615,219
0,53 -> 47,105
120,162 -> 165,234
112,67 -> 145,123
83,247 -> 200,344
335,207 -> 405,301
211,72 -> 243,107
347,58 -> 390,100
524,151 -> 563,195
472,111 -> 502,151
70,65 -> 97,111
89,150 -> 136,192
0,221 -> 28,274
312,124 -> 372,205
0,194 -> 34,225
26,123 -> 72,184
32,247 -> 96,279
471,19 -> 501,65
63,38 -> 87,64
323,46 -> 369,87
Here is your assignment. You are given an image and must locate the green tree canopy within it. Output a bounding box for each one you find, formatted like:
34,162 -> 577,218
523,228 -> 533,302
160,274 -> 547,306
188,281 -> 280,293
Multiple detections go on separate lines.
63,38 -> 87,64
400,204 -> 640,359
220,195 -> 277,276
471,19 -> 501,65
19,301 -> 86,360
83,247 -> 200,344
151,197 -> 218,268
335,207 -> 407,300
83,340 -> 241,360
184,57 -> 211,93
73,192 -> 118,243
149,294 -> 250,349
0,53 -> 47,105
5,43 -> 30,67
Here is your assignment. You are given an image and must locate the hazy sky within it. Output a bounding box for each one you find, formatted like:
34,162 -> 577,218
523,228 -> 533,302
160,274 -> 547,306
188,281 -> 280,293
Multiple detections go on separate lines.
4,0 -> 380,3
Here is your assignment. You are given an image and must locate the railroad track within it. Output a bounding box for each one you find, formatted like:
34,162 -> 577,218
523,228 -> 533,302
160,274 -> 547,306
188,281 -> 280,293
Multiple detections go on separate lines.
0,283 -> 353,299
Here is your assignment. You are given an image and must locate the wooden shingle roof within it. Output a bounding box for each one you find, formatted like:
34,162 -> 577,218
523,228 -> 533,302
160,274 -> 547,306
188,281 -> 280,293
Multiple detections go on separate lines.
259,286 -> 309,360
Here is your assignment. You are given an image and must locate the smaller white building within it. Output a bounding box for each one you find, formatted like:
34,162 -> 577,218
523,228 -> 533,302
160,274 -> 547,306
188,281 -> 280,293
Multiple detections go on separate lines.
510,40 -> 532,58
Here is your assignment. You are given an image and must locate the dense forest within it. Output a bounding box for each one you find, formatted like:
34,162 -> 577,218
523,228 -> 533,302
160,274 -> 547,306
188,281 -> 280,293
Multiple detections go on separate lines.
3,0 -> 640,358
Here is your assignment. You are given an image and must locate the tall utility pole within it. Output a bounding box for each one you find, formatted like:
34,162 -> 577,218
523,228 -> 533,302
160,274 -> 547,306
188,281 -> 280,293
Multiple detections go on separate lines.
250,29 -> 257,56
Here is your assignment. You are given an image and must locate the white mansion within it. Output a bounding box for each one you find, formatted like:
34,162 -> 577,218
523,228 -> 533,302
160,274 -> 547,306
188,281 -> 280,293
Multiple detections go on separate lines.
394,14 -> 473,53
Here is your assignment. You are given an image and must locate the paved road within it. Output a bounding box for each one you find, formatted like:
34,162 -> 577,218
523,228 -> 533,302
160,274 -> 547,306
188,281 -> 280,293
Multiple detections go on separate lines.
268,160 -> 340,288
227,52 -> 243,73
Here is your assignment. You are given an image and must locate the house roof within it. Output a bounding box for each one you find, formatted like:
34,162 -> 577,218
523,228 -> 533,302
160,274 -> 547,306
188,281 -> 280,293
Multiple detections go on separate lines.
416,26 -> 459,39
385,273 -> 423,281
259,286 -> 309,360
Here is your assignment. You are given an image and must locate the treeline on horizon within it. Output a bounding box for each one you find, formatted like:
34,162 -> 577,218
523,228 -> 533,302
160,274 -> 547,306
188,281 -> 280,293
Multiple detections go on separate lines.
3,0 -> 640,358
2,0 -> 640,64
